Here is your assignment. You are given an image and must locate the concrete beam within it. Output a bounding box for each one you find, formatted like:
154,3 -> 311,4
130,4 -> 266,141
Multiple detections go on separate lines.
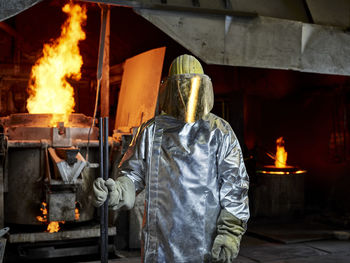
137,8 -> 350,76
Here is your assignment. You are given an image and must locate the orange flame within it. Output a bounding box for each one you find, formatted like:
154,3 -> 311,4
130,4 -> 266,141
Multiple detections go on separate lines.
75,208 -> 80,220
27,2 -> 87,126
36,202 -> 48,222
74,201 -> 80,220
47,221 -> 65,233
275,137 -> 287,168
36,202 -> 65,233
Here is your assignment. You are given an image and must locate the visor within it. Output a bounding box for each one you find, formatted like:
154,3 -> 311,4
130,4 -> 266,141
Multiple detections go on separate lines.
159,74 -> 214,123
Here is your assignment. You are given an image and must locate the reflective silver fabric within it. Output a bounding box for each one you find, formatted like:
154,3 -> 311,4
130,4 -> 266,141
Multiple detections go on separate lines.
159,74 -> 214,123
118,113 -> 249,262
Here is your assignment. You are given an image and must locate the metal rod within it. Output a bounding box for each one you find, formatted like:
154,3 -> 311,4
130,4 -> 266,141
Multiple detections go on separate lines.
86,3 -> 108,162
99,117 -> 107,263
103,118 -> 109,180
97,6 -> 108,81
101,6 -> 110,118
103,117 -> 109,262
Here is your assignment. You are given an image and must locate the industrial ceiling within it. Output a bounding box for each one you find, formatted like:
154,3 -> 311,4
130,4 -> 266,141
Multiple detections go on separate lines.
1,0 -> 350,75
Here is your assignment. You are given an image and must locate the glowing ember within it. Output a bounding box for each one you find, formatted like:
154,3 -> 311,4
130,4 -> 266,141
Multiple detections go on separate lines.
275,137 -> 287,168
27,2 -> 87,126
36,202 -> 65,233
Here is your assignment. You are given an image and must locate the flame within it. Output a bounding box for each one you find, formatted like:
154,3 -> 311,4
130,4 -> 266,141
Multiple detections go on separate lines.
26,2 -> 87,126
275,137 -> 287,168
74,201 -> 80,220
36,202 -> 65,233
36,202 -> 48,222
47,221 -> 65,233
261,137 -> 307,175
75,208 -> 80,220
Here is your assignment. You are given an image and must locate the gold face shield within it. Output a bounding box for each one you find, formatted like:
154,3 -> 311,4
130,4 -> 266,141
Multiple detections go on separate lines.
159,74 -> 214,123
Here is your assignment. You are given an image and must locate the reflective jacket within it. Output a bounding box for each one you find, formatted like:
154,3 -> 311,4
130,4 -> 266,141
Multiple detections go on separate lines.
118,113 -> 249,262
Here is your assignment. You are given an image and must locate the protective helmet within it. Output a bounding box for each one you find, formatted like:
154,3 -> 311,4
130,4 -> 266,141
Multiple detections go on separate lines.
168,54 -> 204,76
159,54 -> 214,123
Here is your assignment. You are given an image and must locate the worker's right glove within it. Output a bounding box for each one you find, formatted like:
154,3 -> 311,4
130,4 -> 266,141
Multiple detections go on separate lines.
105,176 -> 136,210
211,209 -> 245,263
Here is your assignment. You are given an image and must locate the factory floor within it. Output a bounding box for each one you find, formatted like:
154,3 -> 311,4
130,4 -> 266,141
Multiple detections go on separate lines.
82,217 -> 350,263
93,235 -> 350,263
6,217 -> 348,262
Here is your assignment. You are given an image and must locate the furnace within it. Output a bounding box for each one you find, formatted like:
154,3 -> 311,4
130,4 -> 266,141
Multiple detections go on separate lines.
1,113 -> 98,225
252,137 -> 307,217
0,113 -> 117,259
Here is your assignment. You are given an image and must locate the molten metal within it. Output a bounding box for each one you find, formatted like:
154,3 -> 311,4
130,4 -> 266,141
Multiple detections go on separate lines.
260,170 -> 307,175
27,2 -> 87,126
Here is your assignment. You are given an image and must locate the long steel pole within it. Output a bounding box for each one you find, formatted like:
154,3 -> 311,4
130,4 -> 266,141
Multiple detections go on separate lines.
97,3 -> 109,262
103,117 -> 109,261
99,117 -> 107,263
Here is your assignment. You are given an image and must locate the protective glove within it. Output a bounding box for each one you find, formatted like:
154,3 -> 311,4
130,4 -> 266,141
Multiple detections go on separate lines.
211,209 -> 245,263
92,177 -> 108,207
104,176 -> 136,211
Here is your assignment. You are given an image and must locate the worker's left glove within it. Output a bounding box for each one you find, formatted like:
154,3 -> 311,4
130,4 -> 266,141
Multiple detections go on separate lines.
105,176 -> 136,211
211,209 -> 245,263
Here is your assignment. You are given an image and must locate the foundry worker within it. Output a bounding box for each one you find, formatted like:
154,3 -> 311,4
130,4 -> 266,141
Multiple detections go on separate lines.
93,54 -> 250,262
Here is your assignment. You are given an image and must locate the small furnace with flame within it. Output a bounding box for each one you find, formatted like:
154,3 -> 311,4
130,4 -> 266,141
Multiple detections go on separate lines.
1,113 -> 99,228
0,3 -> 115,258
252,137 -> 307,217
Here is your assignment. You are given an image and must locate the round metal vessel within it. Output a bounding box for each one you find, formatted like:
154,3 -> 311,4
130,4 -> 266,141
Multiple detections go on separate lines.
252,166 -> 307,217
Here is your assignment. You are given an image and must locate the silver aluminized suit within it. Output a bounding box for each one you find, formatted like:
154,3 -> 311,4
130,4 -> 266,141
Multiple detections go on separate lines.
118,112 -> 250,262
